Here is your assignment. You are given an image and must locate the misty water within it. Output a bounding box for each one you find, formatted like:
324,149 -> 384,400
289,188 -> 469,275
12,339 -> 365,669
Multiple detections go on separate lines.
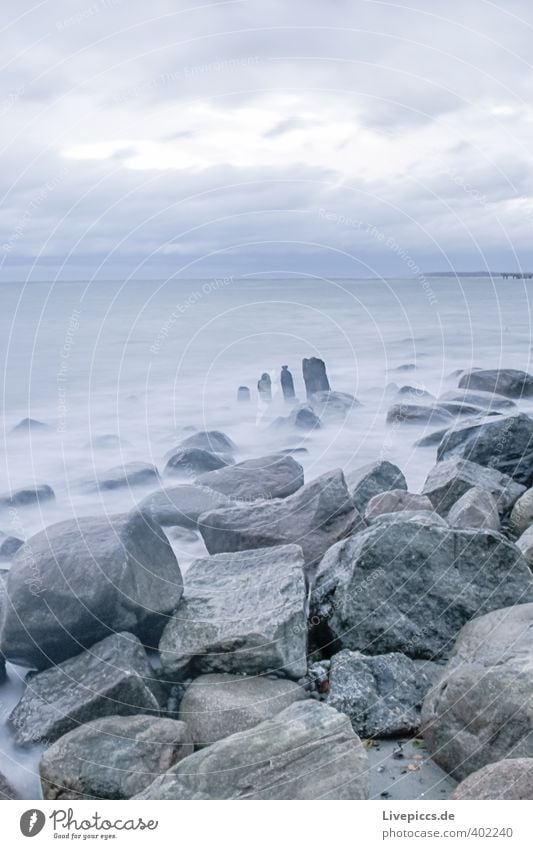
1,274 -> 533,798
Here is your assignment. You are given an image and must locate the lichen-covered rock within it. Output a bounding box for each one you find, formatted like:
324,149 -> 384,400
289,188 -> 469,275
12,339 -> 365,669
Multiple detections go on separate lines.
196,454 -> 304,500
422,457 -> 525,516
364,489 -> 432,521
345,461 -> 407,515
447,487 -> 500,530
450,759 -> 533,800
40,715 -> 193,800
136,700 -> 369,800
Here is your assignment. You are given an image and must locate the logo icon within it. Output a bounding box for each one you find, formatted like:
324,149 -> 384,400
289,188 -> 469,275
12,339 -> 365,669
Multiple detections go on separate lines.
20,810 -> 46,837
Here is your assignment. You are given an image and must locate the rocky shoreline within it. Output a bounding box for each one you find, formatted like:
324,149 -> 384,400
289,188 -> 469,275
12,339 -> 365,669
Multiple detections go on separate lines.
1,365 -> 533,800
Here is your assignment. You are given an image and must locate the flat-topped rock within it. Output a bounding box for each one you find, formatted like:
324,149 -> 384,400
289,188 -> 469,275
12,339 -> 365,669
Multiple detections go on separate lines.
447,487 -> 500,530
459,368 -> 533,399
165,448 -> 229,477
364,489 -> 432,521
386,403 -> 454,426
90,462 -> 159,491
309,390 -> 361,420
0,484 -> 55,510
439,389 -> 516,410
196,453 -> 304,500
423,457 -> 525,516
137,485 -> 233,528
179,430 -> 236,454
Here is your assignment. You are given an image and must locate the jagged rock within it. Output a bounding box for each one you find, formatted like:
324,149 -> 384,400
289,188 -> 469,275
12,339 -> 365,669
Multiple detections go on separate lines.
179,430 -> 236,454
447,487 -> 500,530
510,487 -> 533,535
327,650 -> 432,737
165,448 -> 229,477
40,715 -> 193,800
309,391 -> 361,421
364,489 -> 432,521
179,673 -> 307,747
91,462 -> 159,491
386,404 -> 454,426
257,372 -> 272,401
136,700 -> 369,800
137,485 -> 233,528
0,511 -> 183,669
302,357 -> 330,398
439,389 -> 516,410
422,604 -> 533,780
516,525 -> 533,565
459,368 -> 533,399
237,386 -> 251,402
159,545 -> 308,680
369,510 -> 448,527
0,484 -> 55,509
9,632 -> 160,745
0,534 -> 23,559
0,771 -> 19,799
451,759 -> 533,800
423,457 -> 525,516
198,469 -> 364,572
280,366 -> 295,400
195,453 -> 304,500
310,520 -> 533,660
345,461 -> 407,515
11,418 -> 51,434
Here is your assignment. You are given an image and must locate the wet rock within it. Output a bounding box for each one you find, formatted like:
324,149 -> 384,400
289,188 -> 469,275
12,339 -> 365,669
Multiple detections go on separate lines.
0,534 -> 23,559
516,525 -> 533,564
439,389 -> 516,411
0,511 -> 183,669
447,487 -> 500,530
310,521 -> 533,661
0,771 -> 19,799
159,544 -> 308,681
179,430 -> 236,455
437,401 -> 486,417
302,357 -> 330,398
11,418 -> 52,434
310,391 -> 361,421
165,448 -> 229,477
450,759 -> 533,800
179,673 -> 307,747
92,462 -> 159,491
414,429 -> 450,448
459,368 -> 533,399
423,457 -> 525,517
40,715 -> 193,800
237,386 -> 251,402
136,700 -> 369,800
0,484 -> 55,510
195,453 -> 304,500
422,604 -> 533,780
369,510 -> 448,528
257,372 -> 272,402
386,404 -> 454,426
346,461 -> 407,515
397,386 -> 435,400
509,487 -> 533,535
280,366 -> 295,400
364,490 -> 433,521
137,484 -> 233,528
327,650 -> 432,737
198,469 -> 364,573
9,632 -> 160,745
390,363 -> 416,372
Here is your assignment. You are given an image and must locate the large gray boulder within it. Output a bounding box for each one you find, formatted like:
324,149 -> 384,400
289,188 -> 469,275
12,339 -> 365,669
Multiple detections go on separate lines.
309,391 -> 361,421
422,604 -> 533,780
439,389 -> 516,410
364,490 -> 432,521
9,632 -> 160,745
179,430 -> 236,454
310,520 -> 533,660
159,545 -> 308,681
198,469 -> 364,573
179,673 -> 307,747
451,759 -> 533,800
0,484 -> 55,509
326,650 -> 432,738
89,462 -> 159,491
437,414 -> 533,486
136,700 -> 369,800
510,487 -> 533,535
40,715 -> 193,800
195,454 -> 304,500
137,485 -> 233,528
459,368 -> 533,399
386,403 -> 454,426
164,448 -> 229,477
516,525 -> 533,565
345,461 -> 407,515
422,457 -> 525,516
0,511 -> 183,669
447,487 -> 500,530
369,510 -> 448,528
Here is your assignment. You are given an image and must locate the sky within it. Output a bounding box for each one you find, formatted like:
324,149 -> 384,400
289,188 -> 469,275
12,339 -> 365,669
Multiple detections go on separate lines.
2,0 -> 533,280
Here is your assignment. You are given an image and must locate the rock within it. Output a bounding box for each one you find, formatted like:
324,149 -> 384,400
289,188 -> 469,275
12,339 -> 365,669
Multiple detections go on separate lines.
159,545 -> 308,680
346,461 -> 407,515
136,700 -> 369,800
423,457 -> 525,516
179,430 -> 236,454
11,418 -> 51,434
40,715 -> 193,800
179,673 -> 307,747
459,368 -> 533,399
414,429 -> 450,448
310,521 -> 533,660
0,534 -> 23,559
369,510 -> 448,528
364,489 -> 433,521
437,401 -> 486,417
510,487 -> 533,535
516,525 -> 533,565
450,759 -> 533,800
198,469 -> 364,572
309,391 -> 361,420
447,487 -> 500,530
257,372 -> 272,401
0,510 -> 183,669
165,448 -> 229,477
280,366 -> 295,400
390,363 -> 416,372
421,603 -> 533,779
439,389 -> 516,410
327,650 -> 432,737
237,386 -> 251,402
0,484 -> 55,510
386,404 -> 454,426
290,405 -> 321,431
87,434 -> 129,450
302,357 -> 330,398
0,771 -> 19,799
397,386 -> 435,400
92,462 -> 159,491
137,485 -> 233,528
9,632 -> 160,745
195,453 -> 304,500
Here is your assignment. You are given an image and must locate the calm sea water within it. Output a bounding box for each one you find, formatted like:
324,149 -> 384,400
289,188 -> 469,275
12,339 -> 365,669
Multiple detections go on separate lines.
1,274 -> 533,797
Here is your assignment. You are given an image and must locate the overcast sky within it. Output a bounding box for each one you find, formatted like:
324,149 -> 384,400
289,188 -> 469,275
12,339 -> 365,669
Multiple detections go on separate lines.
1,0 -> 533,280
